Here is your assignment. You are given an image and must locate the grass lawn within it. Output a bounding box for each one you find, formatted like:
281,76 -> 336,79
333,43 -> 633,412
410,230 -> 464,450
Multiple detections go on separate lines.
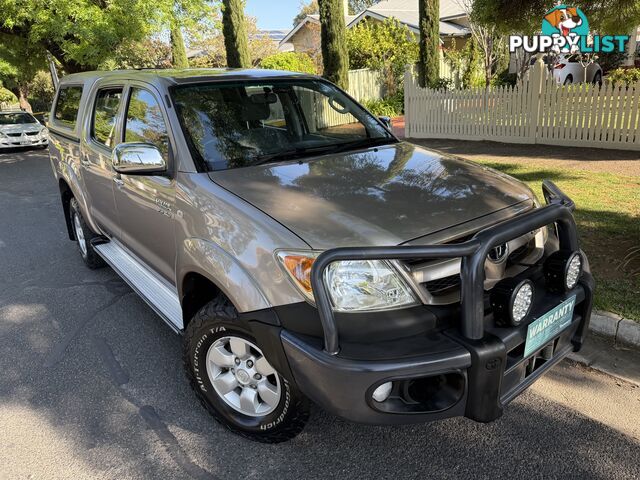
474,160 -> 640,322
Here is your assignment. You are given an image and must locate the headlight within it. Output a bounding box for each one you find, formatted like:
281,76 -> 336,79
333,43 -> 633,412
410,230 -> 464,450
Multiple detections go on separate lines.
0,132 -> 7,138
277,252 -> 419,312
325,260 -> 418,312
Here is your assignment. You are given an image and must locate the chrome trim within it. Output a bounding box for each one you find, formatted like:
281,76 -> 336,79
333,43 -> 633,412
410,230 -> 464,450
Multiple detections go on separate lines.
407,229 -> 547,306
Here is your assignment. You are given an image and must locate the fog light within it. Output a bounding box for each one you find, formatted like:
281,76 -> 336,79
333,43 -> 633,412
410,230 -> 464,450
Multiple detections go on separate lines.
544,250 -> 583,293
372,382 -> 392,402
491,278 -> 535,326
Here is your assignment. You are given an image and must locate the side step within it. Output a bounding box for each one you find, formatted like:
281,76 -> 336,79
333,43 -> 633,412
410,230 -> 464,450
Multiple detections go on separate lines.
94,240 -> 183,332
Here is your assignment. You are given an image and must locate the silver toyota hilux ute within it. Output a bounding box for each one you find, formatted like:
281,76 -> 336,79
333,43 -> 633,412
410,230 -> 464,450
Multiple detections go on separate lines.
48,68 -> 594,443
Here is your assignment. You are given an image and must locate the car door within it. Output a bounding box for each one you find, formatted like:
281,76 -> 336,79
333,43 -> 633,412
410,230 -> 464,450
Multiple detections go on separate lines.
112,84 -> 177,283
81,86 -> 125,237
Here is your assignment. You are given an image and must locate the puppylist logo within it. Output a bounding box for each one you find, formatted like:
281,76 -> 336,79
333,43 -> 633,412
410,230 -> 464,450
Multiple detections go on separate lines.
509,5 -> 629,54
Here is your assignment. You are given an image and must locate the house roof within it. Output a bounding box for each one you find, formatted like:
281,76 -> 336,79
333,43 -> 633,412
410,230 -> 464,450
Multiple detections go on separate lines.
280,14 -> 358,46
349,0 -> 469,36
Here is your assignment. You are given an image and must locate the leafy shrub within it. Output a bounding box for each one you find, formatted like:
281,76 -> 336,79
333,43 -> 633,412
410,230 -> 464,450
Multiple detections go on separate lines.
363,92 -> 404,117
491,69 -> 517,87
606,68 -> 640,86
0,86 -> 17,104
347,18 -> 418,96
431,78 -> 453,90
260,52 -> 317,74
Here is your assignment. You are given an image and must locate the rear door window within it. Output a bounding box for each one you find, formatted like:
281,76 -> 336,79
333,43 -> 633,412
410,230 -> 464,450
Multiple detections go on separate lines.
91,88 -> 123,149
53,86 -> 84,129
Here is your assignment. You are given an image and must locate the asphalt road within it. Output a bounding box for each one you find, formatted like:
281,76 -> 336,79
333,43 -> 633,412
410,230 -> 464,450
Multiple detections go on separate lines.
1,149 -> 639,480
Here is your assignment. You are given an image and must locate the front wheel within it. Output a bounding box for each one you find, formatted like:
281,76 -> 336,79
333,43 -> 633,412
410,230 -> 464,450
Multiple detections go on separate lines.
183,298 -> 309,443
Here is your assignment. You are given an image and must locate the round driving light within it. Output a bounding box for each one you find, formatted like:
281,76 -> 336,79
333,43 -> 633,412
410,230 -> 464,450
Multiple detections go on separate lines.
511,281 -> 534,325
372,382 -> 393,403
565,253 -> 582,290
491,278 -> 535,326
544,250 -> 583,293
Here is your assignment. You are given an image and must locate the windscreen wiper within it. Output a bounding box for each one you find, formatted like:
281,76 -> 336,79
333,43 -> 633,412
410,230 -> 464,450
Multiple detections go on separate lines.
327,137 -> 396,155
253,145 -> 337,166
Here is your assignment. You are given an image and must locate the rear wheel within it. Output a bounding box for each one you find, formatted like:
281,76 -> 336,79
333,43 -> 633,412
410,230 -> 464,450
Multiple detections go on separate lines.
593,71 -> 602,86
183,297 -> 309,443
69,198 -> 105,269
563,75 -> 573,85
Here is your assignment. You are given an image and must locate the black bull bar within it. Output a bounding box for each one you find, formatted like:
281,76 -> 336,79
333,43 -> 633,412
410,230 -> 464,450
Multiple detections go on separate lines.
310,180 -> 579,355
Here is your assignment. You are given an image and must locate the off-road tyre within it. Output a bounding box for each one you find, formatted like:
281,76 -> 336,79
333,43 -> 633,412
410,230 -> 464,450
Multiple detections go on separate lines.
183,297 -> 310,443
69,198 -> 105,269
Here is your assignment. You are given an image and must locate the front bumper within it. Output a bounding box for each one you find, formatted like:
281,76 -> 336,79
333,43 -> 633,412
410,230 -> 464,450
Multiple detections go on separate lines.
263,181 -> 594,425
279,274 -> 593,424
0,135 -> 48,149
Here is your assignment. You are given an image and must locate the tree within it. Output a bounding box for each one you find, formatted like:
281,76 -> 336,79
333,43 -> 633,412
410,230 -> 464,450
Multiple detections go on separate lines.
418,0 -> 439,88
187,15 -> 277,68
347,18 -> 419,95
0,35 -> 46,112
171,26 -> 189,68
348,0 -> 378,14
0,0 -> 212,73
98,38 -> 172,70
459,0 -> 506,87
294,0 -> 319,26
319,0 -> 349,89
222,0 -> 251,68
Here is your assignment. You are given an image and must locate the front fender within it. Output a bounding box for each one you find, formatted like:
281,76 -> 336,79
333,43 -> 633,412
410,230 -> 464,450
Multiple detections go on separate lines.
177,238 -> 271,313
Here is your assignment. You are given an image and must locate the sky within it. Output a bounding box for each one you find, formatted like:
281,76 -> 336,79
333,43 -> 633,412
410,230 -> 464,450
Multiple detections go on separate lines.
245,0 -> 301,30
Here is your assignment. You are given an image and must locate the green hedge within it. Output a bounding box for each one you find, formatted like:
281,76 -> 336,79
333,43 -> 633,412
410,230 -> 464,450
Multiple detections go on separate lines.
260,52 -> 317,74
606,68 -> 640,86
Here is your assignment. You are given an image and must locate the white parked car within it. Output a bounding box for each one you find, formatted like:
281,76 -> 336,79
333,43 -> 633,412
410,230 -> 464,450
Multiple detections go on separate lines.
0,111 -> 49,149
552,54 -> 602,85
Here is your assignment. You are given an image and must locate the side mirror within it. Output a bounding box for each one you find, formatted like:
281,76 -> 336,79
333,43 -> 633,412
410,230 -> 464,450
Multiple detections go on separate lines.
112,143 -> 166,175
378,116 -> 392,129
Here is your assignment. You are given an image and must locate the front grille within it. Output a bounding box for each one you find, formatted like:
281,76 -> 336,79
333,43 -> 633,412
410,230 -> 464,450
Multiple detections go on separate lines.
25,131 -> 39,136
424,274 -> 461,296
507,238 -> 536,265
6,132 -> 21,137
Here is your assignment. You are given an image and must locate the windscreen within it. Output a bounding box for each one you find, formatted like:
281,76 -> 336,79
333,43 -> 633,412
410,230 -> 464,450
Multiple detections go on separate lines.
171,79 -> 394,171
0,113 -> 37,125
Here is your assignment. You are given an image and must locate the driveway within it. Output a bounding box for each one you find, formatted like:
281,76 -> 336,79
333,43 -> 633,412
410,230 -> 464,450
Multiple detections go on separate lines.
0,149 -> 639,480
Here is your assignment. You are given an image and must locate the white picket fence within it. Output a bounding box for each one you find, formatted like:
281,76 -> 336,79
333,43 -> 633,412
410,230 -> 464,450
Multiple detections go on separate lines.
405,60 -> 640,151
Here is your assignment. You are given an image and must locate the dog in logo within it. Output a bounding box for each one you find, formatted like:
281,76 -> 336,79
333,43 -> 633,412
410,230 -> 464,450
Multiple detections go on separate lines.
544,7 -> 584,53
544,7 -> 583,37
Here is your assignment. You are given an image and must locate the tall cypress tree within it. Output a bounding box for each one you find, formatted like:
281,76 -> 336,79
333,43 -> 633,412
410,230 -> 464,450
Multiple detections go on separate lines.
222,0 -> 251,68
318,0 -> 349,89
170,25 -> 189,68
418,0 -> 439,88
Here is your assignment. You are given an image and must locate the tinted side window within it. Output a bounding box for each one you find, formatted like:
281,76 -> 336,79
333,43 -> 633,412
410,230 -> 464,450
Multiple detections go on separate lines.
92,88 -> 123,149
124,88 -> 169,159
54,86 -> 83,128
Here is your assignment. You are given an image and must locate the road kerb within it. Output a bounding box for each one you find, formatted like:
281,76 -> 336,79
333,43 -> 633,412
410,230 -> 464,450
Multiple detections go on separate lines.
589,311 -> 640,349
